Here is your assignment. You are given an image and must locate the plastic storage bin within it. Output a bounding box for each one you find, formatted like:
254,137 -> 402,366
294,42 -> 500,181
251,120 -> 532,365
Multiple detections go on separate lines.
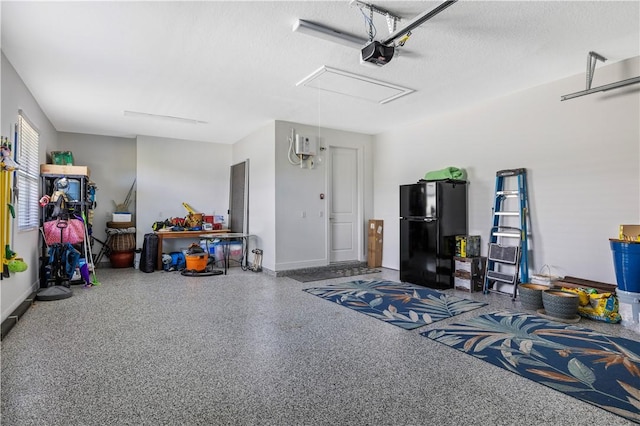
212,241 -> 243,267
617,289 -> 640,324
610,240 -> 640,293
66,179 -> 81,201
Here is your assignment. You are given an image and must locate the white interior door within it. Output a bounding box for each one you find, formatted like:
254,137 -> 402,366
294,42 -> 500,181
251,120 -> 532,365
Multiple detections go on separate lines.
329,147 -> 359,263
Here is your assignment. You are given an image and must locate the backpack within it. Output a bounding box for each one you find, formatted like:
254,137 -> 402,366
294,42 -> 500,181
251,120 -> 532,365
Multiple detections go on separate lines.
139,233 -> 159,273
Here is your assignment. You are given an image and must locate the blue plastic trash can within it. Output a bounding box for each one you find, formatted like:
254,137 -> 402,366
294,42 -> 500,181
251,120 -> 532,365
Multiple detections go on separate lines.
610,239 -> 640,293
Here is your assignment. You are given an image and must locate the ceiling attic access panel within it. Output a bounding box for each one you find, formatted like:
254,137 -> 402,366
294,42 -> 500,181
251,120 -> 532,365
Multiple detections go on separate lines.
296,66 -> 414,104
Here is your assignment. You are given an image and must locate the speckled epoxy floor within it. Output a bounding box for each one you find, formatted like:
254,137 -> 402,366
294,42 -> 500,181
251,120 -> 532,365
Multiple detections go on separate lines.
2,267 -> 638,426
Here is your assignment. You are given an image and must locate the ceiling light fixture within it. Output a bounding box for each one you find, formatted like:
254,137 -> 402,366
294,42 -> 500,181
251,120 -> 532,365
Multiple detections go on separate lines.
292,19 -> 368,49
123,110 -> 208,125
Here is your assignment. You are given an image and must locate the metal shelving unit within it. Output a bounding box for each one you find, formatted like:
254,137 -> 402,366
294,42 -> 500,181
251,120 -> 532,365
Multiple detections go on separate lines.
39,170 -> 92,291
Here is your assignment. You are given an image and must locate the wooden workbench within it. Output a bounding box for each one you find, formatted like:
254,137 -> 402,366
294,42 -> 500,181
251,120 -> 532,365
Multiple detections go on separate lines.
154,229 -> 228,270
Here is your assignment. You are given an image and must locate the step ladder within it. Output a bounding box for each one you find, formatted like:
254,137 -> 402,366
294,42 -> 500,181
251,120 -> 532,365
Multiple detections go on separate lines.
484,168 -> 530,299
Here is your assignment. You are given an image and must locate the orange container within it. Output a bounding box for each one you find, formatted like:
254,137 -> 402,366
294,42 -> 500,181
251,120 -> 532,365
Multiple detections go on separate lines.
185,253 -> 208,271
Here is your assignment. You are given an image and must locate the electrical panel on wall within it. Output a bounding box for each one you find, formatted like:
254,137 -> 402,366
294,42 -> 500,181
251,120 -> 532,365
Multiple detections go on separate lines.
294,134 -> 317,156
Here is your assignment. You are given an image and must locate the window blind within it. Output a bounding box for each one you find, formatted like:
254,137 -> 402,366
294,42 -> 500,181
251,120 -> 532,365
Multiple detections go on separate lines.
17,111 -> 40,231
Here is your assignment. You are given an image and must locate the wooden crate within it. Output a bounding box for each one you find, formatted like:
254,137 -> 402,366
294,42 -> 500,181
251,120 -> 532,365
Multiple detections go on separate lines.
454,256 -> 485,277
40,164 -> 91,177
454,274 -> 484,292
453,256 -> 485,292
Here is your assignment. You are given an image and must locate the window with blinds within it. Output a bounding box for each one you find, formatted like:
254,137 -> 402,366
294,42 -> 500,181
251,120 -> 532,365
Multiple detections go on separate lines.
17,111 -> 40,231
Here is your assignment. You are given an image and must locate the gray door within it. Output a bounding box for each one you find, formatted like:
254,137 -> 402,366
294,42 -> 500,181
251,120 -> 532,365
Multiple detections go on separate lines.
229,160 -> 248,233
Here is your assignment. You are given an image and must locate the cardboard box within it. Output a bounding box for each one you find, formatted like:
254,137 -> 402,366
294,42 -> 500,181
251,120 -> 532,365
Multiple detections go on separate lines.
619,224 -> 640,241
112,213 -> 132,222
40,164 -> 90,177
455,235 -> 481,257
368,219 -> 383,268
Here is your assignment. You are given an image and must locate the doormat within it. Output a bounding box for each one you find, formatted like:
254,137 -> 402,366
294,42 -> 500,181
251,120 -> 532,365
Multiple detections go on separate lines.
422,311 -> 640,424
288,266 -> 381,283
303,279 -> 487,330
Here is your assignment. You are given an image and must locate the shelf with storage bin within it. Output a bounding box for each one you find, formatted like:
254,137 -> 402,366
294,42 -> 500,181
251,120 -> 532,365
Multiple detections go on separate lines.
39,166 -> 93,289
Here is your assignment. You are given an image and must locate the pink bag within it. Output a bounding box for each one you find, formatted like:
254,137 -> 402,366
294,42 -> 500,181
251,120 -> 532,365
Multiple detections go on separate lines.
43,218 -> 85,245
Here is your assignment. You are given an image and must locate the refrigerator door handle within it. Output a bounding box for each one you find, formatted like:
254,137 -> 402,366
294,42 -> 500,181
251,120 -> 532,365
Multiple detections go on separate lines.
401,217 -> 437,222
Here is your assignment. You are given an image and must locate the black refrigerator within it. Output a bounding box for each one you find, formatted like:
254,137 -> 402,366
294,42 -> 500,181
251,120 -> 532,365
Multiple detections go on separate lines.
400,180 -> 467,289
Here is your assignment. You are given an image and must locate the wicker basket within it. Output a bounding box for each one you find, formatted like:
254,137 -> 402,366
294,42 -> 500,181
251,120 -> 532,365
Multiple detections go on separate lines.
542,290 -> 579,319
107,220 -> 134,229
111,233 -> 135,251
518,283 -> 548,310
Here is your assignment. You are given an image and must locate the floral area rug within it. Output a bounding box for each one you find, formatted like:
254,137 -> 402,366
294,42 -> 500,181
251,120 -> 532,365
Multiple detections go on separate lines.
423,311 -> 640,423
303,279 -> 487,330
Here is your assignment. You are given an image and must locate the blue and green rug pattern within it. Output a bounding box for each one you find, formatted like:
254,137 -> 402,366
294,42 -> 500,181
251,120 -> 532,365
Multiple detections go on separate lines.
303,279 -> 487,330
423,311 -> 640,424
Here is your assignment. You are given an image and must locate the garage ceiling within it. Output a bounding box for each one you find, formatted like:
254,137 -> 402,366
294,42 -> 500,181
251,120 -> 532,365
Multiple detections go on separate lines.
2,1 -> 639,144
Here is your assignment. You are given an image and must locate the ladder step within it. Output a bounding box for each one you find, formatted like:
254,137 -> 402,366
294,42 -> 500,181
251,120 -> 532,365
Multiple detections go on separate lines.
485,283 -> 517,298
486,270 -> 517,283
487,243 -> 519,263
492,231 -> 520,238
496,168 -> 526,177
495,211 -> 519,216
496,190 -> 519,196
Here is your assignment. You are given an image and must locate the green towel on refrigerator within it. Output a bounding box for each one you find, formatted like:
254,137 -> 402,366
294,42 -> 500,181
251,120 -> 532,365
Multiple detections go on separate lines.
424,167 -> 466,181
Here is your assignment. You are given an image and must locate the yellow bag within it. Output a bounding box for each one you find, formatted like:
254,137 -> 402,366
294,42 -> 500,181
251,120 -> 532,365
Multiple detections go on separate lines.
562,287 -> 590,306
581,292 -> 621,323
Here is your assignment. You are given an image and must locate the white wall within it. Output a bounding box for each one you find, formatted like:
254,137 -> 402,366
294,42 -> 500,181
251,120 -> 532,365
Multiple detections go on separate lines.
232,120 -> 375,273
274,120 -> 374,271
232,122 -> 276,272
57,132 -> 136,254
136,136 -> 232,253
374,56 -> 640,284
1,53 -> 58,321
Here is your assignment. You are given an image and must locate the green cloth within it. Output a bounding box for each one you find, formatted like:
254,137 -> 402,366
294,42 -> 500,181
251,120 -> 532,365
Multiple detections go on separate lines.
424,167 -> 466,181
